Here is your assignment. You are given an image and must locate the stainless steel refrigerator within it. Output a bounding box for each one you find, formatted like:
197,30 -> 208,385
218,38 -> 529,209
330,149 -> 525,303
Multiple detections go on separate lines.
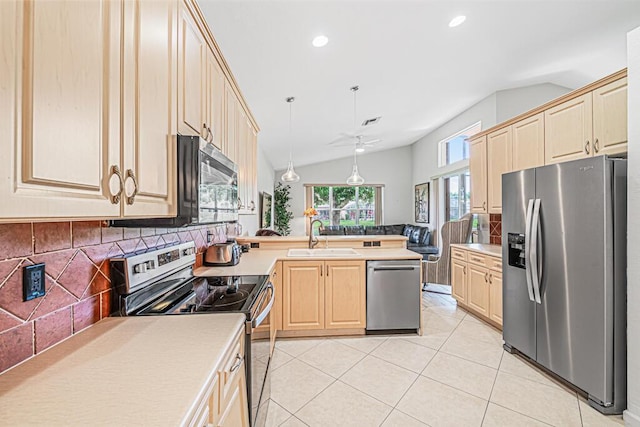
502,155 -> 627,414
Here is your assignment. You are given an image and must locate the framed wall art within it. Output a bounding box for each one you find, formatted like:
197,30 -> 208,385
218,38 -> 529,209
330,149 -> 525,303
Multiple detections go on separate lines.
415,182 -> 429,223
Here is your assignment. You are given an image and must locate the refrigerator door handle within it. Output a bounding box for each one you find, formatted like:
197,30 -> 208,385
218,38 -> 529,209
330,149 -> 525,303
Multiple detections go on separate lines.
530,199 -> 542,304
524,199 -> 535,302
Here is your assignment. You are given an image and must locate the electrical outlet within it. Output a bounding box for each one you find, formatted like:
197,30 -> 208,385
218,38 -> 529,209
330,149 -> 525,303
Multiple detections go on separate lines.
23,263 -> 46,302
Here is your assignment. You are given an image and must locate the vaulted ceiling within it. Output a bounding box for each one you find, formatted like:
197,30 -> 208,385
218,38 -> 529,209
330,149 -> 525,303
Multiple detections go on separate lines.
199,1 -> 640,170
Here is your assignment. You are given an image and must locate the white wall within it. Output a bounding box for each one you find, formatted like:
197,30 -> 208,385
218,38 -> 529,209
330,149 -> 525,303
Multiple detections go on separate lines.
496,83 -> 572,123
625,25 -> 640,427
238,145 -> 275,236
275,146 -> 414,236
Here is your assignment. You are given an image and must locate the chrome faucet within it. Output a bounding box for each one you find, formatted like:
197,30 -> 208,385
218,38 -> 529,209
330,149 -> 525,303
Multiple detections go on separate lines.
309,219 -> 323,249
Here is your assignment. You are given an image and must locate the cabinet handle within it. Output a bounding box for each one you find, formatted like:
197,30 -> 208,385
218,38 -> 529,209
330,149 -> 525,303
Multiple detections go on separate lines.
594,138 -> 600,153
125,169 -> 139,205
230,354 -> 243,372
207,126 -> 214,143
326,265 -> 329,276
320,266 -> 323,277
202,123 -> 209,140
237,197 -> 243,209
463,266 -> 466,275
109,165 -> 125,204
489,273 -> 493,284
484,272 -> 489,283
250,200 -> 255,211
585,140 -> 590,155
482,201 -> 486,211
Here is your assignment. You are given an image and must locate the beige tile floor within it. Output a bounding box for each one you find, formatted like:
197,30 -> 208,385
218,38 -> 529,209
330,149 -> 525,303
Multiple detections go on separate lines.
266,288 -> 625,427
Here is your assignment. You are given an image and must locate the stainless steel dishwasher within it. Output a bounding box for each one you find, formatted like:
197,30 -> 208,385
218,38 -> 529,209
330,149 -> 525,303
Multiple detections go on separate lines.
366,259 -> 421,332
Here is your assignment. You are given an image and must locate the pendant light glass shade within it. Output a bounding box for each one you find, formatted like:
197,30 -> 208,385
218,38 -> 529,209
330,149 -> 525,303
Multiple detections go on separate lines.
281,159 -> 300,182
346,86 -> 364,186
281,97 -> 300,183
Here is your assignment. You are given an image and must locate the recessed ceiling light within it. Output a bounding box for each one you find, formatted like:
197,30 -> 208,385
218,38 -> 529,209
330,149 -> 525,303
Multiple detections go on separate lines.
312,35 -> 329,47
449,15 -> 466,28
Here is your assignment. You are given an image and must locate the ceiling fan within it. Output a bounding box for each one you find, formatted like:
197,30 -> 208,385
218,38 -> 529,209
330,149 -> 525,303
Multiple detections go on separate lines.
328,85 -> 382,152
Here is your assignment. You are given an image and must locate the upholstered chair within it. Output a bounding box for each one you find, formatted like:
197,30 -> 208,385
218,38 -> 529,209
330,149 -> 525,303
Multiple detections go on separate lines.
422,214 -> 473,291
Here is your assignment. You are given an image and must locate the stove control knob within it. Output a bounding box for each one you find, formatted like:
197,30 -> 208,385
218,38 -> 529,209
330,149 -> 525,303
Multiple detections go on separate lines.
183,247 -> 196,256
145,260 -> 156,271
133,263 -> 148,274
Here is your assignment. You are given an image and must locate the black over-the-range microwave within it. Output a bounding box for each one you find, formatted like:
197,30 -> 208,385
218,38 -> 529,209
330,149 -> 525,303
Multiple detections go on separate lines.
110,135 -> 239,228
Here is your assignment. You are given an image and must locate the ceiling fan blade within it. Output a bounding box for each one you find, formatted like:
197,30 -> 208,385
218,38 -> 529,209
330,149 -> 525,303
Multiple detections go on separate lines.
361,138 -> 381,145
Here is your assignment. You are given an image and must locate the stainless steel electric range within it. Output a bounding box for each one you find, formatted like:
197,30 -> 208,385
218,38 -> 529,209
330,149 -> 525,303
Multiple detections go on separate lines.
110,241 -> 274,427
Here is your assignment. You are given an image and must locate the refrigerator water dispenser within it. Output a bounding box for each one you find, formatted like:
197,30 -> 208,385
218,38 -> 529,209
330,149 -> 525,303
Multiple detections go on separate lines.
507,233 -> 526,269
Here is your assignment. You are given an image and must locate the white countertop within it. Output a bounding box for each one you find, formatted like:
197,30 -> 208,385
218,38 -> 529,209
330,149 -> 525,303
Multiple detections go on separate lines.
451,243 -> 502,258
194,248 -> 423,277
236,235 -> 408,243
0,314 -> 245,426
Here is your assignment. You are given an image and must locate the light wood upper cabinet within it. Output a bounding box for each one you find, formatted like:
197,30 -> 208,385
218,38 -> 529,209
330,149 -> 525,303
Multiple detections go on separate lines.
469,136 -> 488,214
467,264 -> 490,317
206,50 -> 226,151
283,261 -> 325,330
0,0 -> 122,221
325,261 -> 366,329
512,113 -> 544,171
122,0 -> 177,218
177,2 -> 205,137
544,93 -> 593,164
489,270 -> 503,326
224,82 -> 239,164
593,78 -> 627,156
487,127 -> 512,214
451,259 -> 467,304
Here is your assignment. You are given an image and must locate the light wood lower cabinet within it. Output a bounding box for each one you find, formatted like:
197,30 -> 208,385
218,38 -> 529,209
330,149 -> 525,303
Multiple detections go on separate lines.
282,260 -> 366,332
451,260 -> 467,304
489,270 -> 503,325
450,248 -> 502,328
188,324 -> 249,427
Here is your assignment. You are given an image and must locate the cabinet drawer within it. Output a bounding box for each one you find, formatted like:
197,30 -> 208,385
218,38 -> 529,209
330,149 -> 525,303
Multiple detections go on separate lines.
489,257 -> 502,272
467,252 -> 487,267
451,248 -> 467,261
219,330 -> 245,405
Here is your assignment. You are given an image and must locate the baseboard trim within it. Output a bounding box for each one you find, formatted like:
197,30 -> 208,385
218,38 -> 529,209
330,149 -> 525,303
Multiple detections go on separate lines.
624,409 -> 640,426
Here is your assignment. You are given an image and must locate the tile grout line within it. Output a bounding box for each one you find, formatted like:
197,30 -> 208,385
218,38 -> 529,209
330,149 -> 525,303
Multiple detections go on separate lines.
480,346 -> 504,426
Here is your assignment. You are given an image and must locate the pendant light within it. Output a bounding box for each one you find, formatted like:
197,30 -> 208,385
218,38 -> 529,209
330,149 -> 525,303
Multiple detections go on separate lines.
346,86 -> 365,186
281,96 -> 300,183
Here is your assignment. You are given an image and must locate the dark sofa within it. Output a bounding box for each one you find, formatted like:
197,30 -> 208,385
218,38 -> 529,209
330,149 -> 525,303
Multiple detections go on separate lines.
318,223 -> 438,259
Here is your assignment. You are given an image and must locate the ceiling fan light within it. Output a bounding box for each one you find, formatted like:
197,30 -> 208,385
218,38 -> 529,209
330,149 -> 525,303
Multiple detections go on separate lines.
346,164 -> 364,186
281,160 -> 300,183
355,144 -> 365,153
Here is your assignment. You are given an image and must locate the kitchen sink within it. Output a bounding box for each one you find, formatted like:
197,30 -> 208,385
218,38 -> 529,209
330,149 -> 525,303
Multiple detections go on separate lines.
287,248 -> 361,257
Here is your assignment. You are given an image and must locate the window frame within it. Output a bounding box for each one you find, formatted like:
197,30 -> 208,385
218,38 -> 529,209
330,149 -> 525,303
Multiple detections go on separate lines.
437,121 -> 482,168
304,184 -> 384,235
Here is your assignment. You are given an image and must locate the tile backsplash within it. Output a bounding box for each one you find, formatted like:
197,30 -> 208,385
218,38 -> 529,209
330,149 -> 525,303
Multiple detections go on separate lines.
489,214 -> 502,245
0,221 -> 222,373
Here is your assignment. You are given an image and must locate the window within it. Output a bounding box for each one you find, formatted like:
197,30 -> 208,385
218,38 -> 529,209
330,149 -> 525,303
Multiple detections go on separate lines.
438,121 -> 482,167
305,185 -> 383,233
444,171 -> 470,221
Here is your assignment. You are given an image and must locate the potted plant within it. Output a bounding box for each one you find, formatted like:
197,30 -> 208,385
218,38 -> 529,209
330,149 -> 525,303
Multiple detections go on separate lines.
274,182 -> 294,236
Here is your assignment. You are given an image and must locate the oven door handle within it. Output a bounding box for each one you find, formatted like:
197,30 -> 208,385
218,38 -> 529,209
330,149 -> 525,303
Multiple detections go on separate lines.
252,282 -> 275,329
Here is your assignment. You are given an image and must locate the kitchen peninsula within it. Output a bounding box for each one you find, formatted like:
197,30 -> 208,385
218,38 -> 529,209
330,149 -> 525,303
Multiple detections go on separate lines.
195,237 -> 423,338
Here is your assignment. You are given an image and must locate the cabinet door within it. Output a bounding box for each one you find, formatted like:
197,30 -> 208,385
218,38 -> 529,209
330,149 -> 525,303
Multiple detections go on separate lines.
512,113 -> 544,171
487,127 -> 512,214
451,259 -> 467,304
467,264 -> 490,317
122,0 -> 177,218
223,82 -> 238,163
206,50 -> 225,151
237,109 -> 248,213
325,261 -> 366,329
0,0 -> 121,221
244,119 -> 258,213
544,93 -> 593,164
217,369 -> 250,427
283,261 -> 324,330
469,136 -> 488,213
489,270 -> 503,326
177,2 -> 205,137
593,78 -> 627,156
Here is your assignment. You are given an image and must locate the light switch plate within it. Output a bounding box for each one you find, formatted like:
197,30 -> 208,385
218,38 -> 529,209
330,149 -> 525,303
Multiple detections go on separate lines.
23,263 -> 46,301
